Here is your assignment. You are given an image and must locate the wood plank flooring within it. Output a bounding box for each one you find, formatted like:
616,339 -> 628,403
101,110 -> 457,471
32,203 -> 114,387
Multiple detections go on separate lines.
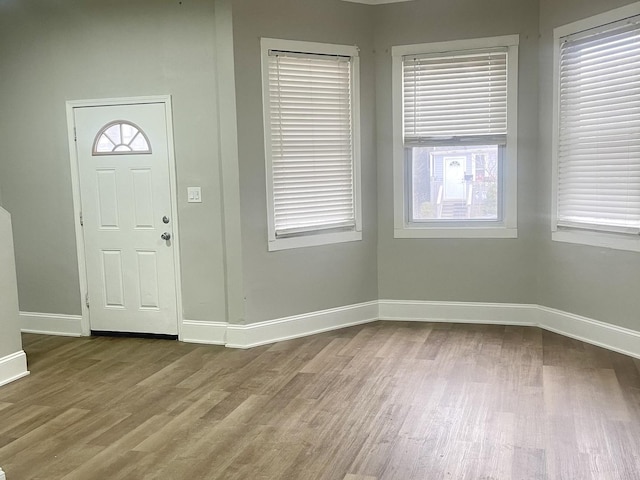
1,322 -> 639,479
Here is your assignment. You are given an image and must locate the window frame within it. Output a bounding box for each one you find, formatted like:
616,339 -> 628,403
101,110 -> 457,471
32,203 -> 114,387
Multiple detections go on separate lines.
392,35 -> 519,239
552,2 -> 640,252
260,38 -> 362,251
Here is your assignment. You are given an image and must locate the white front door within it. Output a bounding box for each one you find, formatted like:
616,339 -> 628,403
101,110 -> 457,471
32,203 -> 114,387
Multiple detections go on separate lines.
74,103 -> 178,335
444,157 -> 465,200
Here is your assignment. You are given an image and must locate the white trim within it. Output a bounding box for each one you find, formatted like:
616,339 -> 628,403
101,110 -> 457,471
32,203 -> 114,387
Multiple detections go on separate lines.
538,305 -> 640,360
0,466 -> 5,480
551,4 -> 640,251
65,96 -> 184,338
65,103 -> 90,336
261,38 -> 359,58
391,35 -> 519,239
379,300 -> 539,325
266,230 -> 362,251
394,227 -> 518,239
0,350 -> 29,388
17,302 -> 640,359
380,300 -> 640,360
554,1 -> 640,38
181,320 -> 228,346
261,38 -> 363,251
20,312 -> 83,337
225,301 -> 379,349
552,229 -> 640,253
391,34 -> 520,57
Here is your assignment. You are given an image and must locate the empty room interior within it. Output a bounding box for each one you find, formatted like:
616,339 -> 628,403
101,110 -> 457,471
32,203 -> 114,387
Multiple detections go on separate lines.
1,0 -> 640,478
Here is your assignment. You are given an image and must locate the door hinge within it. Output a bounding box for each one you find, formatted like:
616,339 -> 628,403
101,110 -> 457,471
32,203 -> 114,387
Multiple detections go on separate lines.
85,292 -> 90,309
74,127 -> 77,142
79,212 -> 84,226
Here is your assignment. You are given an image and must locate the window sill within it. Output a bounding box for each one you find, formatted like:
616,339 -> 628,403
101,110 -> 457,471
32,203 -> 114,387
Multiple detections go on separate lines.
394,226 -> 517,239
268,230 -> 362,251
552,230 -> 640,253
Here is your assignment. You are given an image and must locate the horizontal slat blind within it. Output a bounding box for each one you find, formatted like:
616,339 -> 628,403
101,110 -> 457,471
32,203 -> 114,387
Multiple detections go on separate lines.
268,51 -> 355,237
403,49 -> 508,143
557,18 -> 640,233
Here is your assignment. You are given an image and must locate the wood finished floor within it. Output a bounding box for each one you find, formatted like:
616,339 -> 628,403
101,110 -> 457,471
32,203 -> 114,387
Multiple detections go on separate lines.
1,323 -> 640,479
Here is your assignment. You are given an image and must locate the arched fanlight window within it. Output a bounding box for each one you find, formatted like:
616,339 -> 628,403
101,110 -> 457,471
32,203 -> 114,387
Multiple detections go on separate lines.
92,121 -> 151,155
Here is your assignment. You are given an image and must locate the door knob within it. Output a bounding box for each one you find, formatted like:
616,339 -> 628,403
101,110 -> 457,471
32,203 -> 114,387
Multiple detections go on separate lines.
161,232 -> 171,241
162,216 -> 170,224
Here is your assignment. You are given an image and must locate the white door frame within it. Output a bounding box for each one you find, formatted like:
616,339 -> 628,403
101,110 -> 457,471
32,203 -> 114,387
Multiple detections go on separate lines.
65,95 -> 184,339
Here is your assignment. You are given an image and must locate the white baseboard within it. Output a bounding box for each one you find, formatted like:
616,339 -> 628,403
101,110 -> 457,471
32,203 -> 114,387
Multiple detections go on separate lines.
378,299 -> 539,326
181,320 -> 227,345
0,350 -> 29,387
538,306 -> 640,360
380,299 -> 640,360
20,311 -> 83,337
19,301 -> 640,360
0,466 -> 5,480
226,301 -> 379,349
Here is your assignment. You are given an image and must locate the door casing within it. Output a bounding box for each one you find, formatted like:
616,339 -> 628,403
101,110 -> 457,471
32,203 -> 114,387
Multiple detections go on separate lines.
66,96 -> 183,338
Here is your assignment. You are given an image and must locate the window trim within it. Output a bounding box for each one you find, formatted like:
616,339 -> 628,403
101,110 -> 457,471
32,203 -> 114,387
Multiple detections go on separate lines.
260,38 -> 362,251
551,2 -> 640,252
392,35 -> 519,239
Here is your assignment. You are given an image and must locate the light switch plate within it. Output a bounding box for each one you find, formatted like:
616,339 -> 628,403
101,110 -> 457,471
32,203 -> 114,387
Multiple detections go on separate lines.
187,186 -> 202,203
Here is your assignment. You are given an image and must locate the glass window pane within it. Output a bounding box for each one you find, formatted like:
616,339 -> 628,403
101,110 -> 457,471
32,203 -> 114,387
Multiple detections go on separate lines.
104,124 -> 121,145
121,123 -> 138,144
129,133 -> 150,152
410,145 -> 499,221
92,122 -> 151,155
95,134 -> 115,153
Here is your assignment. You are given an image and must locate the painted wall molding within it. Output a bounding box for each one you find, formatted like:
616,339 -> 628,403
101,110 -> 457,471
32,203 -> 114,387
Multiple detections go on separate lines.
20,312 -> 83,337
0,350 -> 29,387
379,300 -> 640,360
20,301 -> 640,359
537,305 -> 640,360
226,301 -> 379,349
378,300 -> 539,326
181,320 -> 228,345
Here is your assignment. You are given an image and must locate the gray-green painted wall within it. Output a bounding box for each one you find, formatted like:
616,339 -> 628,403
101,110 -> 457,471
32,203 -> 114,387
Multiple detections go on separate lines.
232,0 -> 379,323
0,0 -> 228,323
374,0 -> 540,304
537,0 -> 640,331
1,0 -> 638,335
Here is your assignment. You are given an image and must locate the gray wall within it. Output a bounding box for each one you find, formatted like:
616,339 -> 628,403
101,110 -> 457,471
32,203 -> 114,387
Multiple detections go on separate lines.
0,0 -> 228,323
0,208 -> 23,358
374,0 -> 540,304
232,0 -> 379,323
537,0 -> 640,330
1,0 -> 638,335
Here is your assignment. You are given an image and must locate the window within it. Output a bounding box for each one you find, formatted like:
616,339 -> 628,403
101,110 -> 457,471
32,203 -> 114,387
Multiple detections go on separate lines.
261,38 -> 362,251
553,3 -> 640,252
392,36 -> 519,238
93,121 -> 151,155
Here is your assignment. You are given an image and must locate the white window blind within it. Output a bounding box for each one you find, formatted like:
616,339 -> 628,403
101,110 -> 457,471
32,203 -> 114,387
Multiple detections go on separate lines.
268,50 -> 356,237
403,49 -> 508,145
557,17 -> 640,234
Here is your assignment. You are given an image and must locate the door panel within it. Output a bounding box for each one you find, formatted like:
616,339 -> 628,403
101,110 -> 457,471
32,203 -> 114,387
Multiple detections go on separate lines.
137,251 -> 160,309
444,157 -> 465,200
75,103 -> 178,335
